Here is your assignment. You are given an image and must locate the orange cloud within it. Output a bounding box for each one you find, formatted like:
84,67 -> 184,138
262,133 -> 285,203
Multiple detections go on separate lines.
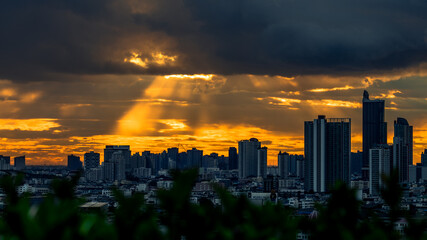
379,90 -> 402,99
0,88 -> 16,98
20,92 -> 42,103
0,119 -> 60,131
164,74 -> 215,80
124,51 -> 177,68
306,99 -> 361,108
158,119 -> 188,132
258,97 -> 302,106
308,85 -> 355,92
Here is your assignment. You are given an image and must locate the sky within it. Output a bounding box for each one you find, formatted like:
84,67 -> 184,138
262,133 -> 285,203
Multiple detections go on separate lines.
1,0 -> 427,165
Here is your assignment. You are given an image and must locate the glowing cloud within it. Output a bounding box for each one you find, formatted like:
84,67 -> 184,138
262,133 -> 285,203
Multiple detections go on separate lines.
0,119 -> 60,131
59,104 -> 92,117
308,85 -> 355,92
124,52 -> 148,68
0,88 -> 16,98
20,92 -> 42,103
158,119 -> 188,132
134,98 -> 189,106
306,99 -> 361,108
124,51 -> 177,68
380,90 -> 402,99
259,97 -> 302,106
164,74 -> 215,80
151,53 -> 177,65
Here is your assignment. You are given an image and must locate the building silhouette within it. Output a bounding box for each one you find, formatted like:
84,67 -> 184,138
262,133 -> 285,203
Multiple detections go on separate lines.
278,151 -> 290,179
0,155 -> 10,170
350,151 -> 363,175
369,145 -> 392,196
228,147 -> 238,170
304,115 -> 351,192
296,157 -> 304,179
14,156 -> 25,170
422,149 -> 427,166
187,148 -> 203,168
67,154 -> 82,171
104,145 -> 131,172
393,136 -> 410,183
103,145 -> 130,181
238,138 -> 261,178
167,147 -> 179,169
362,90 -> 387,179
257,147 -> 267,178
84,151 -> 100,170
177,152 -> 188,169
394,117 -> 413,166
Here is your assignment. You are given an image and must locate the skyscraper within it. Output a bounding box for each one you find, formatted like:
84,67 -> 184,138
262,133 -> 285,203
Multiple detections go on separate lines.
228,147 -> 238,170
167,147 -> 179,169
67,154 -> 82,171
304,115 -> 351,192
177,152 -> 188,169
278,151 -> 290,179
394,117 -> 413,166
350,151 -> 363,175
111,151 -> 126,181
0,155 -> 10,170
422,149 -> 427,166
238,138 -> 261,178
369,145 -> 392,196
104,145 -> 131,171
362,90 -> 387,179
14,156 -> 25,170
187,148 -> 203,168
393,136 -> 409,183
296,157 -> 304,179
257,147 -> 267,178
103,145 -> 130,181
84,151 -> 100,170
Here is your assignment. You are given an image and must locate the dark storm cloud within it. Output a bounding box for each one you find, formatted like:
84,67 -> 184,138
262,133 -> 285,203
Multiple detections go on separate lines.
1,0 -> 427,80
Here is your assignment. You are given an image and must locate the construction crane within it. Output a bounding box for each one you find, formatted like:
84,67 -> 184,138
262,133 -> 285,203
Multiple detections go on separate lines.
178,143 -> 187,152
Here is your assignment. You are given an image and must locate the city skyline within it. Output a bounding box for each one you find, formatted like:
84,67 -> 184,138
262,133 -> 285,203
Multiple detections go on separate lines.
1,1 -> 427,165
0,92 -> 426,166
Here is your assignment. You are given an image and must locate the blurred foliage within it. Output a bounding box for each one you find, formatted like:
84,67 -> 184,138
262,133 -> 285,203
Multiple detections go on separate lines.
0,169 -> 426,239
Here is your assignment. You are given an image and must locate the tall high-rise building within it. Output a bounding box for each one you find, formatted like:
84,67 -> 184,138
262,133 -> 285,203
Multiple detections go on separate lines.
369,145 -> 392,196
0,155 -> 11,170
393,136 -> 409,183
422,149 -> 427,166
104,145 -> 131,171
84,151 -> 100,170
187,148 -> 203,168
14,156 -> 25,170
394,117 -> 413,166
238,138 -> 261,178
228,147 -> 238,170
103,145 -> 130,181
304,115 -> 351,192
67,154 -> 82,171
167,147 -> 179,169
111,151 -> 126,181
104,151 -> 126,182
177,152 -> 188,169
159,150 -> 168,170
350,151 -> 363,175
257,147 -> 267,178
296,157 -> 304,179
278,151 -> 290,179
362,90 -> 387,179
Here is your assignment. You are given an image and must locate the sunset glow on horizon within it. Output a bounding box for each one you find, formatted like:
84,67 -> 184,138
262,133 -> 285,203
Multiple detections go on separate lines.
1,72 -> 426,166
